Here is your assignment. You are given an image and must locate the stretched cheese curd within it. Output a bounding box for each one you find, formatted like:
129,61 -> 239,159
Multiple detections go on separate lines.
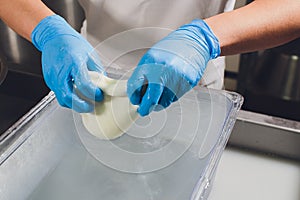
81,71 -> 139,140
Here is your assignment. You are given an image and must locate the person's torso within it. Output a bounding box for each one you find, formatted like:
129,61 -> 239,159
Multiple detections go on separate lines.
79,0 -> 234,43
78,0 -> 236,88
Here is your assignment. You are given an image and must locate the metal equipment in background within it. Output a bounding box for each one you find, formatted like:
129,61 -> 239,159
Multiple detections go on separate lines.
237,38 -> 300,121
0,0 -> 85,134
235,0 -> 300,121
0,0 -> 85,76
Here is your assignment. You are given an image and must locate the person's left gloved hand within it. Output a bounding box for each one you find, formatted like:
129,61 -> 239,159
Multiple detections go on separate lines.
31,15 -> 103,113
127,19 -> 220,116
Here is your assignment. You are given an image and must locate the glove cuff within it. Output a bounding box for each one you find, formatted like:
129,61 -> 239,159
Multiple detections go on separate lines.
189,19 -> 221,59
31,15 -> 80,51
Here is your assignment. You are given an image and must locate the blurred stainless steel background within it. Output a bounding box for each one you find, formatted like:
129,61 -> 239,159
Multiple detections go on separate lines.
0,0 -> 85,134
237,38 -> 300,121
0,0 -> 85,76
0,56 -> 7,85
252,49 -> 300,102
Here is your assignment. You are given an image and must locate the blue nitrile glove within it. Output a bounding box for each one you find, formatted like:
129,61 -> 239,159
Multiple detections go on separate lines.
127,19 -> 220,116
31,15 -> 103,113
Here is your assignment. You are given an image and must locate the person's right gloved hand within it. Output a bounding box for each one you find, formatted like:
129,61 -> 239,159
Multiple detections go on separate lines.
31,15 -> 103,113
127,19 -> 220,117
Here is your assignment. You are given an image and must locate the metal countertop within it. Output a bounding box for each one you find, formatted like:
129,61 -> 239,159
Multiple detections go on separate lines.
229,110 -> 300,161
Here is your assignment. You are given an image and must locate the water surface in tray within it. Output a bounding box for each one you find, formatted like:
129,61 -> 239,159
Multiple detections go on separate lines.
28,140 -> 210,200
0,87 -> 237,200
27,91 -> 229,200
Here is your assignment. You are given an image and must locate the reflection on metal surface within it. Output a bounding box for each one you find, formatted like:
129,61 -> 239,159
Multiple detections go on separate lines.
252,50 -> 300,102
6,28 -> 21,64
0,20 -> 41,75
0,57 -> 7,85
0,92 -> 56,164
237,110 -> 300,131
229,110 -> 300,161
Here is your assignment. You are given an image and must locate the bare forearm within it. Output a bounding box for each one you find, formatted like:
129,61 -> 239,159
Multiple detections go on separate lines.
205,0 -> 300,56
0,0 -> 53,41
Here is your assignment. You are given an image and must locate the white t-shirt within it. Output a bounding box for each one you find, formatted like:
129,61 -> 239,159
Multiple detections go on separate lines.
78,0 -> 236,89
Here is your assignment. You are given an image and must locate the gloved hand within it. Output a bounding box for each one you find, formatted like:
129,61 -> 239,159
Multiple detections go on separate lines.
31,15 -> 103,113
127,19 -> 220,116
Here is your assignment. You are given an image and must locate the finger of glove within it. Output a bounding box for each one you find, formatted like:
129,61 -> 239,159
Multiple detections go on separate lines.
73,64 -> 103,102
57,79 -> 94,113
154,87 -> 176,111
54,88 -> 93,113
87,52 -> 104,73
71,93 -> 94,113
138,83 -> 164,117
127,71 -> 146,105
